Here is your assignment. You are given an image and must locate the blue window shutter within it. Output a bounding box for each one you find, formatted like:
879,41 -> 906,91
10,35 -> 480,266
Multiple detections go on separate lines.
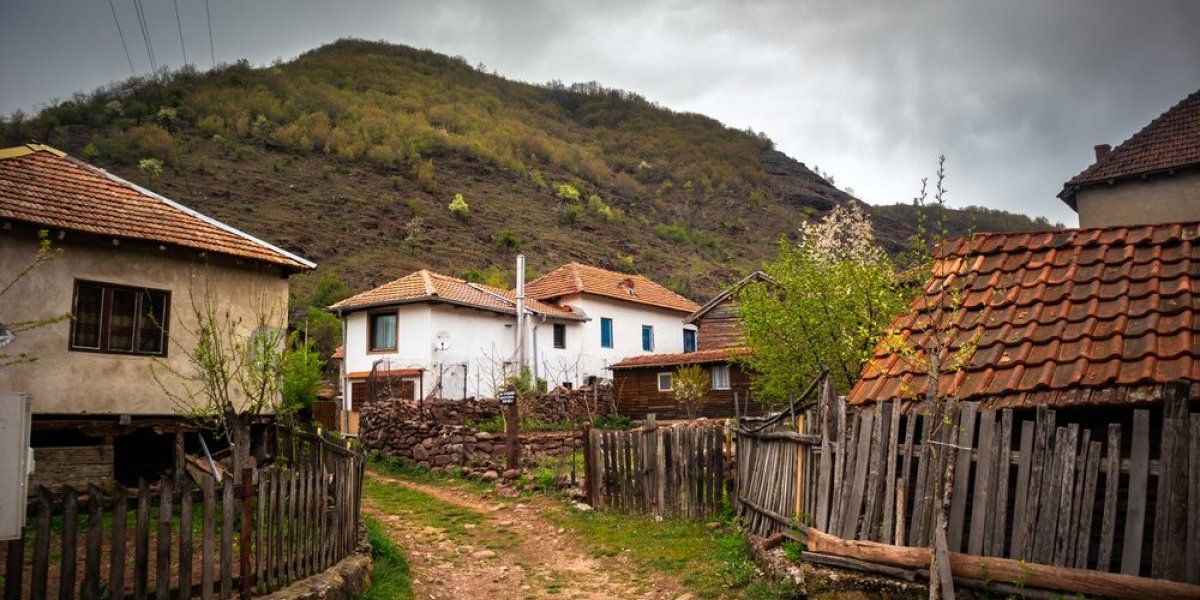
683,329 -> 696,353
601,318 -> 613,348
642,325 -> 653,351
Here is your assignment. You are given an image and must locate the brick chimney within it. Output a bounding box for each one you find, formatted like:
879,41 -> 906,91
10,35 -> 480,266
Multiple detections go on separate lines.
1093,144 -> 1112,162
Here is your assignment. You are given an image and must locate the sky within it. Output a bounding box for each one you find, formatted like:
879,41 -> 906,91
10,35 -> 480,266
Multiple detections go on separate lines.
2,1 -> 1199,226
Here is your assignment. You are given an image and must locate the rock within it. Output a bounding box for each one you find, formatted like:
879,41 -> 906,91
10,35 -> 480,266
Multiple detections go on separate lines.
501,469 -> 520,480
571,502 -> 593,512
474,431 -> 493,440
706,522 -> 722,530
481,470 -> 499,482
471,550 -> 497,559
675,594 -> 694,600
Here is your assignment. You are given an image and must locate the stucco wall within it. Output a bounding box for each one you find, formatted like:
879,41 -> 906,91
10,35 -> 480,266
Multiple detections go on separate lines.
0,231 -> 290,415
1074,170 -> 1200,228
564,294 -> 691,381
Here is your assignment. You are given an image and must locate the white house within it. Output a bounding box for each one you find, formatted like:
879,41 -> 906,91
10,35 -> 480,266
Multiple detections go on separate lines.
331,263 -> 699,411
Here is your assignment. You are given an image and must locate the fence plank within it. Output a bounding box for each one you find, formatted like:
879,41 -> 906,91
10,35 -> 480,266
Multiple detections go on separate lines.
134,480 -> 151,600
1074,440 -> 1101,569
989,409 -> 1013,557
5,532 -> 24,600
842,412 -> 871,540
1097,423 -> 1122,572
31,488 -> 52,600
155,477 -> 173,600
830,395 -> 848,534
968,410 -> 996,556
861,405 -> 888,541
82,486 -> 103,600
816,384 -> 834,531
1009,420 -> 1034,559
1187,413 -> 1200,584
59,486 -> 78,600
1065,428 -> 1091,567
909,414 -> 933,547
1052,424 -> 1078,566
1021,407 -> 1053,560
221,478 -> 234,598
897,411 -> 917,545
1033,427 -> 1065,564
948,403 -> 978,552
109,485 -> 127,600
1121,409 -> 1151,576
881,399 -> 902,545
201,475 -> 215,600
180,482 -> 194,599
1156,383 -> 1189,580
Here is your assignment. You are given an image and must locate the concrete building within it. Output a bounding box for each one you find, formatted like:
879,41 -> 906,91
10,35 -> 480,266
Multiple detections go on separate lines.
0,144 -> 314,487
1060,88 -> 1200,228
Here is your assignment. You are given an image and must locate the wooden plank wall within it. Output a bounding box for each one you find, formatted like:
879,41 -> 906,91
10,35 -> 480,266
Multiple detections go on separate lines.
1,427 -> 366,600
740,380 -> 1199,584
584,422 -> 726,519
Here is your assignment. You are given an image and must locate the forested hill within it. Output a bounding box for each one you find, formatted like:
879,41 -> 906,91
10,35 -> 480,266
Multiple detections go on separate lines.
1,39 -> 1058,306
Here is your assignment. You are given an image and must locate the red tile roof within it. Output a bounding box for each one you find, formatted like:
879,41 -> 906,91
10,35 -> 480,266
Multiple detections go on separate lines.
610,347 -> 751,370
0,144 -> 313,270
329,269 -> 584,319
347,368 -> 422,379
526,263 -> 700,313
1061,89 -> 1200,207
848,223 -> 1199,408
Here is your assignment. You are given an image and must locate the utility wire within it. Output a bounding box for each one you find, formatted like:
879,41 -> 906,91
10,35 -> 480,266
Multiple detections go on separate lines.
107,0 -> 137,77
205,0 -> 215,68
131,0 -> 158,79
173,0 -> 188,66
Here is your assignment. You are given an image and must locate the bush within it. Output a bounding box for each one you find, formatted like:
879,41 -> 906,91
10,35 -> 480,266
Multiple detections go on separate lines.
586,194 -> 620,221
448,193 -> 469,220
281,332 -> 324,414
554,183 -> 580,202
655,221 -> 691,245
593,413 -> 633,430
557,203 -> 580,224
492,228 -> 521,249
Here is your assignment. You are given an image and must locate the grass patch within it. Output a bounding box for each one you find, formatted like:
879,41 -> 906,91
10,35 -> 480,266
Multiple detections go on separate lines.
362,478 -> 484,539
358,516 -> 413,600
545,509 -> 798,599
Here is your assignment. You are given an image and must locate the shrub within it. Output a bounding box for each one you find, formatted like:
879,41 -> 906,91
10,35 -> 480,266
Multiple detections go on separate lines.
493,229 -> 521,249
281,332 -> 324,415
655,221 -> 691,245
593,413 -> 633,430
137,158 -> 164,180
557,203 -> 580,224
587,194 -> 619,221
615,252 -> 634,272
673,364 -> 709,419
554,183 -> 580,202
530,169 -> 547,190
448,193 -> 469,220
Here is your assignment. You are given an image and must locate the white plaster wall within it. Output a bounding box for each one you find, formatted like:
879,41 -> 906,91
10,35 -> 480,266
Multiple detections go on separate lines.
561,294 -> 691,381
1074,170 -> 1200,228
427,304 -> 518,399
342,304 -> 433,374
0,231 -> 291,416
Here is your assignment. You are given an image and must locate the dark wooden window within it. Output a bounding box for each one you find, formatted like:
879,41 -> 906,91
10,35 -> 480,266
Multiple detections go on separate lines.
553,323 -> 566,349
70,280 -> 169,356
642,325 -> 654,351
683,329 -> 697,353
369,312 -> 398,352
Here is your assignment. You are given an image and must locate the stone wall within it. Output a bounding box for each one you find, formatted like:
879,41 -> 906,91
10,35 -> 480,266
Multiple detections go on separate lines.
359,398 -> 582,471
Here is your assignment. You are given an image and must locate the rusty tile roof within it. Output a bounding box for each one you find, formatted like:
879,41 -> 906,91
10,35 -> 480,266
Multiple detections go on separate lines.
610,346 -> 751,370
329,269 -> 584,319
526,262 -> 700,313
848,222 -> 1200,408
1061,89 -> 1200,207
0,144 -> 314,270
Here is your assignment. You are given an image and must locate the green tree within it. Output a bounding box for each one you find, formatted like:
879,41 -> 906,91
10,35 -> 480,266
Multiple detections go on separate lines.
448,193 -> 469,220
736,203 -> 913,404
281,331 -> 324,415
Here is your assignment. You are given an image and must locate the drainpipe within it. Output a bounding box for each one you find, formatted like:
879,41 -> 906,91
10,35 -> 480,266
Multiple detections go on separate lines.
515,254 -> 527,373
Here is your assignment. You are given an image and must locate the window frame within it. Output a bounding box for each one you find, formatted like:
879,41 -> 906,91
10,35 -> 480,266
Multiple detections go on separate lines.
600,317 -> 613,349
641,325 -> 654,352
657,372 -> 673,392
68,279 -> 171,357
711,364 -> 731,390
552,323 -> 566,349
367,310 -> 399,353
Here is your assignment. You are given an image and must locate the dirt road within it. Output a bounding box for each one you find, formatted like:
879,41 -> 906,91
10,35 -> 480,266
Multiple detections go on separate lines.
364,474 -> 691,600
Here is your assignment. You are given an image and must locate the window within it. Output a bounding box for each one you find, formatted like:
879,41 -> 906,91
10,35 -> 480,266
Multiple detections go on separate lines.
369,312 -> 398,351
657,372 -> 673,392
683,329 -> 697,353
70,280 -> 169,356
600,317 -> 613,348
642,325 -> 654,351
711,364 -> 731,390
553,323 -> 566,349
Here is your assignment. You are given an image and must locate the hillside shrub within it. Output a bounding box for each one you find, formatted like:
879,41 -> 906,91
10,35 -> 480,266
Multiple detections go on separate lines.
554,183 -> 580,202
558,203 -> 580,224
492,229 -> 521,249
448,193 -> 469,220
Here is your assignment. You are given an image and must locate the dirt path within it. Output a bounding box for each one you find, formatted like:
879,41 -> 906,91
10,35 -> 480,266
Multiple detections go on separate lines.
364,474 -> 690,600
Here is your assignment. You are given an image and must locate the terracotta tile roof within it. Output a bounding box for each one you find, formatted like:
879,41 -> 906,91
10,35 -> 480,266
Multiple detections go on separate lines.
527,263 -> 700,313
610,346 -> 751,370
1061,89 -> 1200,206
329,269 -> 584,319
0,144 -> 313,270
848,222 -> 1200,409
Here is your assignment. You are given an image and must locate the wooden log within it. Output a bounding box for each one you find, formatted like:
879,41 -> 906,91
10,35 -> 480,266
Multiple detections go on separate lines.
201,476 -> 215,600
989,409 -> 1013,557
799,526 -> 1200,600
59,486 -> 78,600
948,402 -> 978,551
1097,423 -> 1122,572
155,477 -> 173,600
108,486 -> 127,600
82,486 -> 103,600
221,478 -> 234,597
179,482 -> 193,599
801,550 -> 919,581
1122,409 -> 1151,576
1009,420 -> 1035,559
133,480 -> 151,600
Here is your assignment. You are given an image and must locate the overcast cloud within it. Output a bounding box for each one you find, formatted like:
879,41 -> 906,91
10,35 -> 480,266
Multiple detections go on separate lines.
3,0 -> 1199,225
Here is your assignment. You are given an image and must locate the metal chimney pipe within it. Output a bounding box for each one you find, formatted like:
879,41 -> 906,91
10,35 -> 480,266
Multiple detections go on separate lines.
515,254 -> 526,372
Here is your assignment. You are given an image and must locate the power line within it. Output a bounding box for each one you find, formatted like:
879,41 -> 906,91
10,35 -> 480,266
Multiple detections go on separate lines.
107,0 -> 137,77
205,0 -> 215,68
173,0 -> 188,66
131,0 -> 158,79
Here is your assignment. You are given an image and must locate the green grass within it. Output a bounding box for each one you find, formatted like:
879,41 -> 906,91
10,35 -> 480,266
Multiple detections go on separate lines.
362,478 -> 484,539
358,517 -> 413,600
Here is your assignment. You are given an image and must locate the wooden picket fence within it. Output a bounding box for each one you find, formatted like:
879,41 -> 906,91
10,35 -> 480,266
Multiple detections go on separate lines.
582,421 -> 727,518
1,428 -> 365,600
735,378 -> 1200,590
